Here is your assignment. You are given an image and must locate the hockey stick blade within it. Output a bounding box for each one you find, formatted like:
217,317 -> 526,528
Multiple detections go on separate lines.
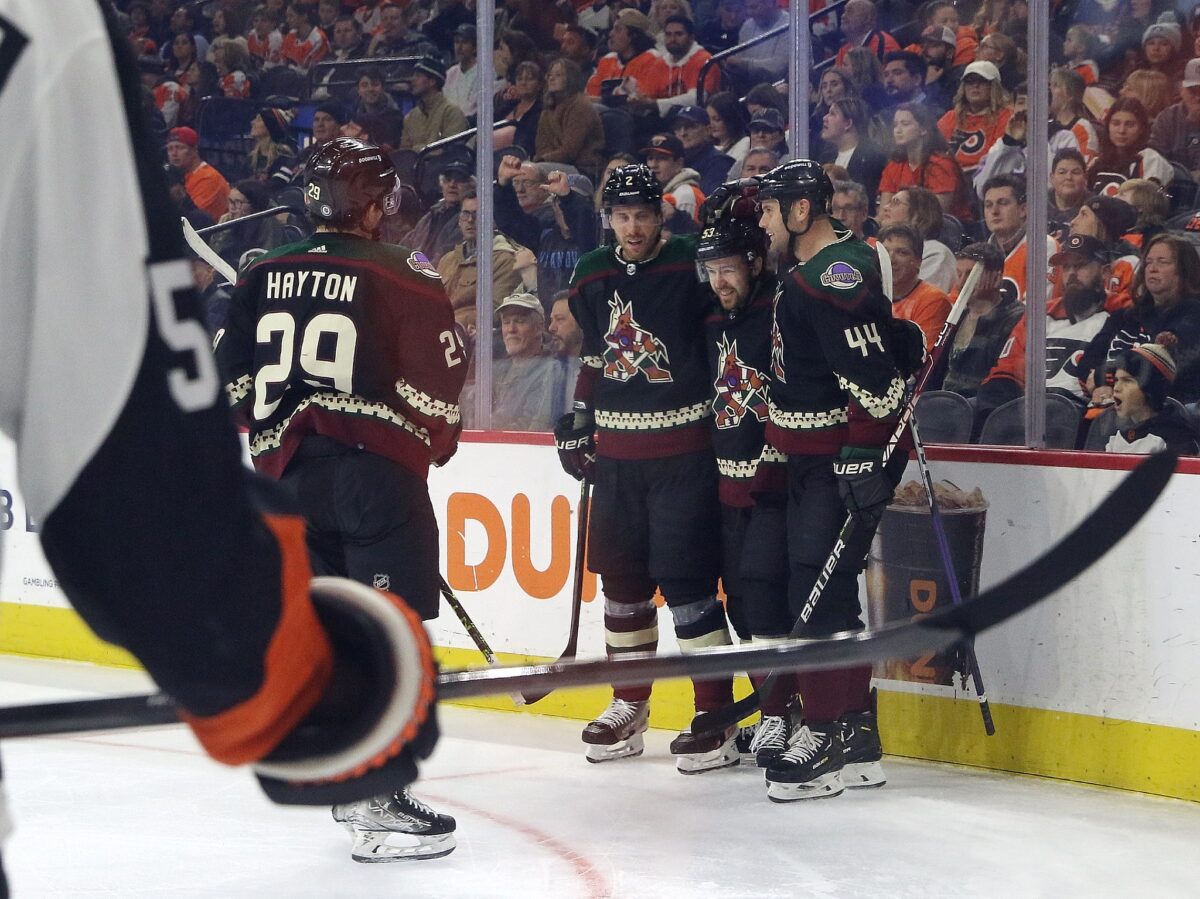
0,454 -> 1173,739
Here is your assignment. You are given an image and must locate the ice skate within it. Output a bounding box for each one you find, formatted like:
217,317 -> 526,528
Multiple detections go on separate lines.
840,707 -> 886,788
669,724 -> 740,774
764,722 -> 845,802
749,712 -> 793,769
735,720 -> 760,761
331,789 -> 456,862
582,698 -> 650,762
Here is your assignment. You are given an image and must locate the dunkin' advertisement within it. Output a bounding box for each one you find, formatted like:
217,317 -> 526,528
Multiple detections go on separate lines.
866,479 -> 988,686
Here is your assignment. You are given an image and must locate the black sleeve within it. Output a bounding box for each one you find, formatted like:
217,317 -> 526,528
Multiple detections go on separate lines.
494,181 -> 542,252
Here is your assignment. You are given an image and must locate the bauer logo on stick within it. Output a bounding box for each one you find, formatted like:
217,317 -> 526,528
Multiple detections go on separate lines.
820,262 -> 863,290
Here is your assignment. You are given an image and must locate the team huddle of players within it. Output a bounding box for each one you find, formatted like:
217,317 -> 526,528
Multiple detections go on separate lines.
556,158 -> 916,801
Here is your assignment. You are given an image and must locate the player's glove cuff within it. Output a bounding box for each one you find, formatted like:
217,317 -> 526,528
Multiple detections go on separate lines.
554,411 -> 596,482
254,577 -> 439,805
833,446 -> 892,521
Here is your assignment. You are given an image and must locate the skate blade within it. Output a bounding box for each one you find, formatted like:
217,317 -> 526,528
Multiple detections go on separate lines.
350,831 -> 457,863
765,771 -> 845,803
674,739 -> 740,775
584,733 -> 645,763
843,761 -> 886,788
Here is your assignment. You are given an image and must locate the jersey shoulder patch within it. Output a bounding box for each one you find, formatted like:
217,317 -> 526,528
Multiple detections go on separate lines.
406,250 -> 441,279
819,261 -> 864,290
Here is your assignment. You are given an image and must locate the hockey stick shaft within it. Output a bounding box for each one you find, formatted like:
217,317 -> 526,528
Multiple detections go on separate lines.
907,415 -> 996,735
181,216 -> 239,286
520,478 -> 590,704
690,264 -> 985,734
0,453 -> 1173,740
439,577 -> 498,666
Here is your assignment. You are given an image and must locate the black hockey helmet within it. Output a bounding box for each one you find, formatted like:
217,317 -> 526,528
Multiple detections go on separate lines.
757,158 -> 834,219
697,216 -> 767,264
601,163 -> 663,210
303,137 -> 402,227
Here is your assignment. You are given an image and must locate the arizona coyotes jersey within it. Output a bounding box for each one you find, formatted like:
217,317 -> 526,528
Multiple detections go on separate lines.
569,236 -> 713,459
706,276 -> 780,507
216,234 -> 467,480
1,0 -> 336,775
766,228 -> 905,455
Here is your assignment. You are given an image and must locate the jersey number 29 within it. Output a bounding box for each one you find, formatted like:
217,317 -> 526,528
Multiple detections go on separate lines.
254,311 -> 358,421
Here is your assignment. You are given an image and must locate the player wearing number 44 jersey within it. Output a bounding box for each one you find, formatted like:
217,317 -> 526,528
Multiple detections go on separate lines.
215,137 -> 467,861
755,160 -> 910,802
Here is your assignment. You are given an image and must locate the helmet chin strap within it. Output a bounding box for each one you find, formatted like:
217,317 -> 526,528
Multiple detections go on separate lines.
783,198 -> 819,238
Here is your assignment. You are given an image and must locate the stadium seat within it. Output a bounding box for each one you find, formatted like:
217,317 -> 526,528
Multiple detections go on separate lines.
977,393 -> 1084,448
914,390 -> 974,444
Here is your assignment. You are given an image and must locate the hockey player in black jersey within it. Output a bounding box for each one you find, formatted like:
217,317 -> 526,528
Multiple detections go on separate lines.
699,183 -> 796,770
1,3 -> 444,891
755,160 -> 907,802
216,137 -> 467,860
556,164 -> 739,773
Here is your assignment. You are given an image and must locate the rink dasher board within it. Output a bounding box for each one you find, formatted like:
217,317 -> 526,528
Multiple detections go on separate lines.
2,435 -> 1198,800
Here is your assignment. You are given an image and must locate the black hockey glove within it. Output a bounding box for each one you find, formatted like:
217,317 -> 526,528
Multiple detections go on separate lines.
890,318 -> 928,379
833,447 -> 894,523
254,577 -> 440,805
554,410 -> 596,482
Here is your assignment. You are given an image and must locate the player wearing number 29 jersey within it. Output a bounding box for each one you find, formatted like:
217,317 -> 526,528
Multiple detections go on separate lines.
216,230 -> 467,482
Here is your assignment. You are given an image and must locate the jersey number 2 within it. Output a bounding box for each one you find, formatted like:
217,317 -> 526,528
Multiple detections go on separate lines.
254,312 -> 358,421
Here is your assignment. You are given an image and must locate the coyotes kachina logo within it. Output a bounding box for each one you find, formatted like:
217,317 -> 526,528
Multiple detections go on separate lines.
603,292 -> 672,382
713,334 -> 770,429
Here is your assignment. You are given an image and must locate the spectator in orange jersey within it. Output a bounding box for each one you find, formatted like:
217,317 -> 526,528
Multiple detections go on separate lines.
586,9 -> 671,101
876,185 -> 957,291
880,224 -> 952,351
879,102 -> 970,219
654,16 -> 721,115
834,0 -> 899,66
248,5 -> 284,70
280,2 -> 329,75
165,126 -> 230,221
917,1 -> 978,68
981,173 -> 1060,307
939,61 -> 1013,180
212,37 -> 252,99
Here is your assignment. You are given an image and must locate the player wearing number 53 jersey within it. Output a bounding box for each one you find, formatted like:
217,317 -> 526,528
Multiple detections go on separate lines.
215,138 -> 467,862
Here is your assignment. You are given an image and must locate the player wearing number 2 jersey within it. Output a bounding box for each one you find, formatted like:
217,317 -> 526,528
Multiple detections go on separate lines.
215,137 -> 467,862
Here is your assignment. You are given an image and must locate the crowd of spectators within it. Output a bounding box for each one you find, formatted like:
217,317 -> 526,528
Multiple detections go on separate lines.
112,0 -> 1200,452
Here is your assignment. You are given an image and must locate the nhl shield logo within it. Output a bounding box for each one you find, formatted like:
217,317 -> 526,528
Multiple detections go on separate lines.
373,573 -> 391,591
602,292 -> 673,383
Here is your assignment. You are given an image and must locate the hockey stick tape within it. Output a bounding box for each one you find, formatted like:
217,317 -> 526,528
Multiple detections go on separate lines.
253,576 -> 433,784
181,216 -> 239,286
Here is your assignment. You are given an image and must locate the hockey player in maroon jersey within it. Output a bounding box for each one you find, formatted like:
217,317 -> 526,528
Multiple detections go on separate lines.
1,3 -> 444,890
696,183 -> 795,769
755,160 -> 908,802
556,164 -> 739,773
215,137 -> 467,860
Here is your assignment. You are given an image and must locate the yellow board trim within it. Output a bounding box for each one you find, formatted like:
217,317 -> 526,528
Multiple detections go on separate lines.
3,603 -> 1197,802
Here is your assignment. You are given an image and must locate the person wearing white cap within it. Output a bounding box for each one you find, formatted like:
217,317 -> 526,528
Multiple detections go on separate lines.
1148,57 -> 1200,178
492,292 -> 567,431
937,60 -> 1013,178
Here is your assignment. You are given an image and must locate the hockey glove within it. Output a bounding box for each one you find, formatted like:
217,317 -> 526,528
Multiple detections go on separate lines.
254,577 -> 440,805
890,318 -> 928,379
833,447 -> 894,523
554,410 -> 596,482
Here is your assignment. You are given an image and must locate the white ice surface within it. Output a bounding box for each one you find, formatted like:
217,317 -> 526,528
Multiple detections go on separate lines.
2,656 -> 1200,899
